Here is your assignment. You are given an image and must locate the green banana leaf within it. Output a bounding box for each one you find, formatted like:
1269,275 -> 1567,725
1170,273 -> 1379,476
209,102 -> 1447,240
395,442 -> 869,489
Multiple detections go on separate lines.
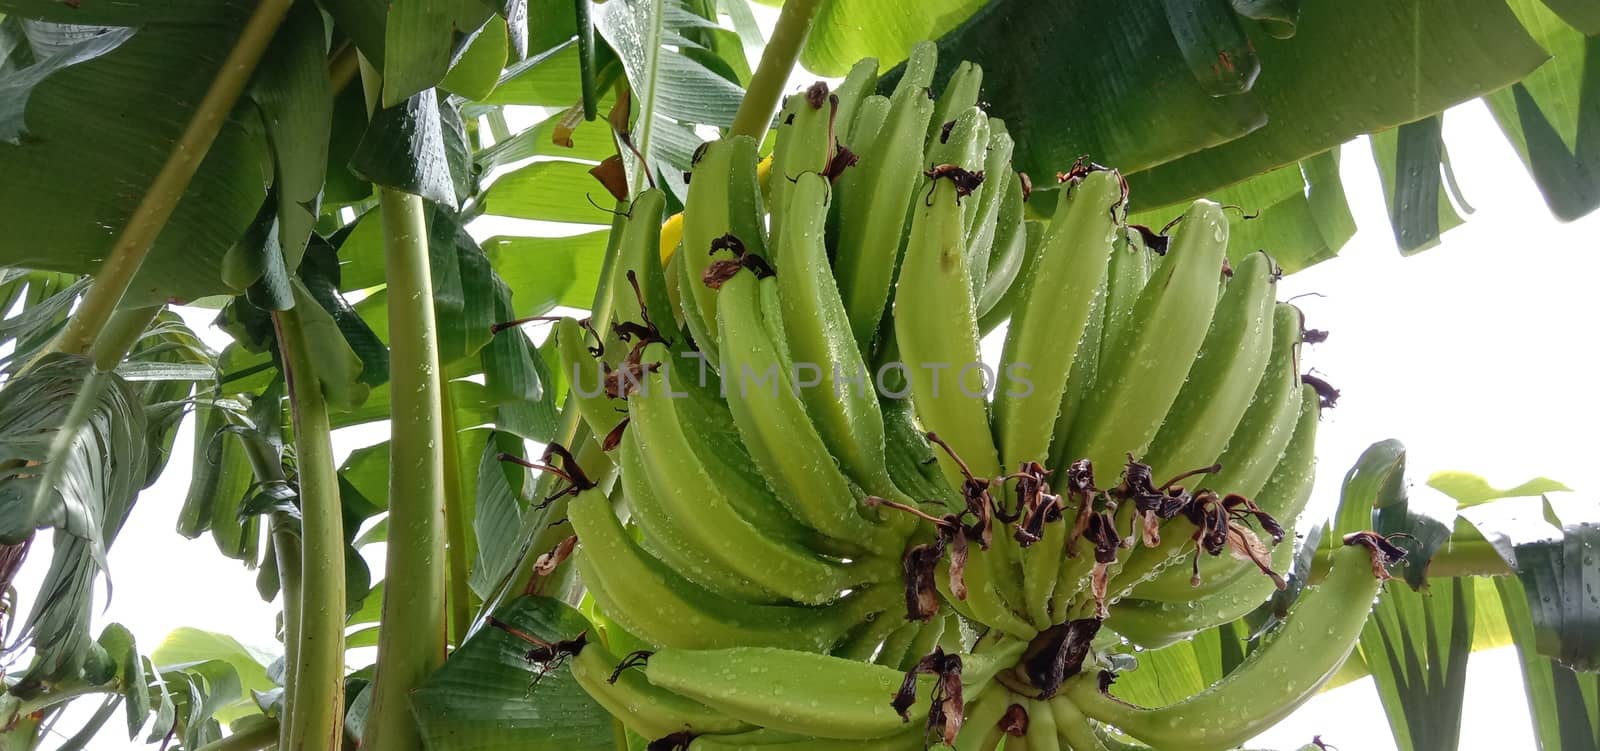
0,1 -> 269,305
1357,577 -> 1475,751
1497,575 -> 1600,751
1486,0 -> 1600,223
591,0 -> 746,198
410,596 -> 614,750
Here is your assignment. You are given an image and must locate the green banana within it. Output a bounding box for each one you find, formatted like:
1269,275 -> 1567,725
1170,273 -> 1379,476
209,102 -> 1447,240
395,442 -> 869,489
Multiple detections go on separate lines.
1107,528 -> 1295,649
1140,381 -> 1321,603
1022,697 -> 1060,751
611,190 -> 678,343
681,136 -> 769,358
569,637 -> 752,739
1251,385 -> 1321,525
924,107 -> 990,245
716,270 -> 901,554
769,86 -> 836,250
951,686 -> 1009,751
936,545 -> 1037,640
927,61 -> 982,144
834,41 -> 937,357
893,126 -> 1000,489
1064,199 -> 1229,477
619,431 -> 784,604
629,366 -> 881,605
774,172 -> 905,503
557,317 -> 625,443
644,647 -> 935,740
962,122 -> 1013,302
569,486 -> 891,651
976,167 -> 1028,318
1125,310 -> 1309,602
1139,250 -> 1277,481
1050,696 -> 1111,751
1094,225 -> 1154,373
994,170 -> 1123,470
880,395 -> 958,506
1067,539 -> 1388,751
832,58 -> 880,147
1198,303 -> 1308,498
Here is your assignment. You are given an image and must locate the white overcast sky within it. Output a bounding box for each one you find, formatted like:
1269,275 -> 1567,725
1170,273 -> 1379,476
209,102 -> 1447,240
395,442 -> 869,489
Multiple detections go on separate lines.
17,20 -> 1600,751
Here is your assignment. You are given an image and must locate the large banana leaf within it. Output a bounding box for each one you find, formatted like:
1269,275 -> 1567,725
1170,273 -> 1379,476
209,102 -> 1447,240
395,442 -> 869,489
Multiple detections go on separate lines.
864,0 -> 1590,269
0,2 -> 270,305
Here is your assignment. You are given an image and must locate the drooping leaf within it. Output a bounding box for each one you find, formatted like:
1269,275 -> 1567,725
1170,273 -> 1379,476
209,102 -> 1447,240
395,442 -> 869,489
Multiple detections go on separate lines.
0,354 -> 147,690
1510,497 -> 1600,672
1130,0 -> 1549,208
1370,114 -> 1466,254
1163,0 -> 1260,96
1358,577 -> 1475,751
298,237 -> 390,388
151,628 -> 277,726
158,659 -> 242,747
409,596 -> 613,750
0,1 -> 274,305
801,0 -> 986,76
1497,574 -> 1600,751
1485,0 -> 1600,222
474,99 -> 618,173
96,623 -> 149,740
247,0 -> 332,270
0,23 -> 134,144
482,231 -> 612,315
350,87 -> 459,207
896,0 -> 1267,179
1127,148 -> 1355,273
1429,470 -> 1572,508
469,434 -> 528,598
177,404 -> 260,562
288,279 -> 370,412
481,159 -> 619,224
383,0 -> 458,107
592,0 -> 744,196
442,14 -> 510,101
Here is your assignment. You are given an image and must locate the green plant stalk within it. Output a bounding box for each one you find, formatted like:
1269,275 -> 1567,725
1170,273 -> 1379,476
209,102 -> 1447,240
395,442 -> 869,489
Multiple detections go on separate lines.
268,511 -> 303,745
362,187 -> 449,751
41,0 -> 293,362
440,385 -> 472,647
193,719 -> 281,751
271,306 -> 346,750
728,0 -> 823,139
236,430 -> 303,747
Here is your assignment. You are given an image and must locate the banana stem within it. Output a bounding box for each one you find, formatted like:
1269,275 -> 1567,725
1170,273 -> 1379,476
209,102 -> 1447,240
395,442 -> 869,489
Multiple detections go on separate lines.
441,385 -> 473,647
272,306 -> 346,750
193,719 -> 280,751
39,0 -> 293,363
728,0 -> 823,139
268,511 -> 303,744
235,428 -> 303,747
363,185 -> 450,751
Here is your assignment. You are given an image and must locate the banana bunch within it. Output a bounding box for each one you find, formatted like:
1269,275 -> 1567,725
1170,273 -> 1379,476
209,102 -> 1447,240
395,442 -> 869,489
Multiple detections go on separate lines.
529,41 -> 1391,751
